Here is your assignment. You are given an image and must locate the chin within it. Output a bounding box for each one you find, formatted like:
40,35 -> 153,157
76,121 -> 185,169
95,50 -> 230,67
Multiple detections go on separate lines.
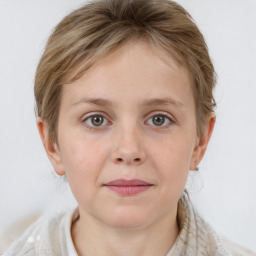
104,208 -> 154,230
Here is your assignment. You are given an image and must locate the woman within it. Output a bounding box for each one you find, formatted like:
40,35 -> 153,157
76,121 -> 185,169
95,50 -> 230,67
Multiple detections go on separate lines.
3,0 -> 255,255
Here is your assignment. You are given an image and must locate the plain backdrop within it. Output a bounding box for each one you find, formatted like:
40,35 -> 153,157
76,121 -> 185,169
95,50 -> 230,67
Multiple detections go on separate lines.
0,0 -> 255,252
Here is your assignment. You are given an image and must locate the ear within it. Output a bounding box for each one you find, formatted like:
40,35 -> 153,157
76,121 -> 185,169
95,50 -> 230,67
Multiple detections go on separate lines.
190,112 -> 216,170
36,117 -> 65,176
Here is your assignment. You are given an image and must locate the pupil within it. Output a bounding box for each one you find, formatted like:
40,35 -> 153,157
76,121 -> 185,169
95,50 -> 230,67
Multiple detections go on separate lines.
153,115 -> 165,126
92,116 -> 103,126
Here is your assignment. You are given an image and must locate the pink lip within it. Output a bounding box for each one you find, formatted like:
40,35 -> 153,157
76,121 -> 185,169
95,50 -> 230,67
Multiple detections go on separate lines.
104,179 -> 153,196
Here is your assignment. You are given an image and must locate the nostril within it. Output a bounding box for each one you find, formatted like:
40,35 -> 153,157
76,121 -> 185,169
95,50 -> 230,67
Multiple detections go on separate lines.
116,157 -> 141,163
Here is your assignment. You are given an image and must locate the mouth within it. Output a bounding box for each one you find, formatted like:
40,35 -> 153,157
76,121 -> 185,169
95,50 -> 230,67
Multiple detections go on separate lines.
103,179 -> 153,196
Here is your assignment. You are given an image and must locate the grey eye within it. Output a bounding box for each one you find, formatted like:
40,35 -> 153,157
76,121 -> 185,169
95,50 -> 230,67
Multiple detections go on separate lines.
85,115 -> 108,127
91,116 -> 104,126
146,114 -> 172,127
152,115 -> 166,126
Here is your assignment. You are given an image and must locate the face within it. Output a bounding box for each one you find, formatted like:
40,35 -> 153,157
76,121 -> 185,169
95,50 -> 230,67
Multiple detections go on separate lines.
39,40 -> 214,230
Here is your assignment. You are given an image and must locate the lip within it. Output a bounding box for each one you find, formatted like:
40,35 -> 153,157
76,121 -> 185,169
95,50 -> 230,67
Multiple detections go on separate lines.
103,179 -> 153,196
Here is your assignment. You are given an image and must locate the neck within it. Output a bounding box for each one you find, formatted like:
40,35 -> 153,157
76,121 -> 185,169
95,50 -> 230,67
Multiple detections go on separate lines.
71,207 -> 179,256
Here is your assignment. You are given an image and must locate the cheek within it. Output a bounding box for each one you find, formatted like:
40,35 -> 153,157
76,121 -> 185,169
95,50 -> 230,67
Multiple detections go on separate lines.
152,135 -> 194,168
61,142 -> 109,210
60,134 -> 107,172
59,138 -> 109,194
149,134 -> 194,186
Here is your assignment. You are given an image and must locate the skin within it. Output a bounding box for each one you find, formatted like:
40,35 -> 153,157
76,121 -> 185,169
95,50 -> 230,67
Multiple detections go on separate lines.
38,40 -> 215,256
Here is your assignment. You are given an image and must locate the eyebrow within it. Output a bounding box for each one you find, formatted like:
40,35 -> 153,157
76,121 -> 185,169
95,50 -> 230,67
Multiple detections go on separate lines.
72,98 -> 113,107
72,97 -> 184,108
142,98 -> 184,108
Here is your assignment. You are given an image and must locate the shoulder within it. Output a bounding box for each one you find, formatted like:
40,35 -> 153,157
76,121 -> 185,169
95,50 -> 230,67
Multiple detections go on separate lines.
1,208 -> 75,256
177,192 -> 256,256
193,212 -> 256,256
221,238 -> 256,256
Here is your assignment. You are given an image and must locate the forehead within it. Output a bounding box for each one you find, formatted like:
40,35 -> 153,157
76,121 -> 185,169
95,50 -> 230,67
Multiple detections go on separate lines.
61,40 -> 194,109
65,39 -> 191,84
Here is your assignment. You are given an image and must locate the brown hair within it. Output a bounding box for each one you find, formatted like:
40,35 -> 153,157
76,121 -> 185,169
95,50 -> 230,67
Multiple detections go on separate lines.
35,0 -> 216,143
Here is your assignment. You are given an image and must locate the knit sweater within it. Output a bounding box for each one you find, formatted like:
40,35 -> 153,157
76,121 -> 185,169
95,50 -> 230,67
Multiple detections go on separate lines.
2,192 -> 255,256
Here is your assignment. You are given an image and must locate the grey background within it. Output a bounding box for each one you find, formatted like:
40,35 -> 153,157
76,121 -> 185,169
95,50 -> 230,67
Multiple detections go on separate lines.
0,0 -> 255,251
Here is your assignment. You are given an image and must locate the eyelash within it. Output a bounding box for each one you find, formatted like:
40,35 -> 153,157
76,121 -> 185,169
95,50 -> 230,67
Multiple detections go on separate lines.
145,113 -> 173,128
82,112 -> 174,130
82,113 -> 111,130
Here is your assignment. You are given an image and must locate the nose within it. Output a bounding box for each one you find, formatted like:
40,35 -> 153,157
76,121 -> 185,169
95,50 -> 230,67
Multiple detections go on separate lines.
110,126 -> 147,166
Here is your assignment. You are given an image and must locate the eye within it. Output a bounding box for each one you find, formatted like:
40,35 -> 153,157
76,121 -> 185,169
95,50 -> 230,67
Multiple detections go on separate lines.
146,114 -> 172,127
83,114 -> 109,128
